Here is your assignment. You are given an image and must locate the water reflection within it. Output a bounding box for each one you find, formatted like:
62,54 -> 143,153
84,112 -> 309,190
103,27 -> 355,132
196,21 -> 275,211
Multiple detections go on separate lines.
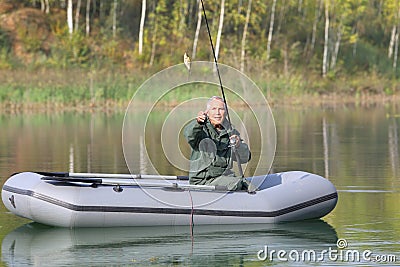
2,220 -> 337,266
0,106 -> 398,181
388,118 -> 399,178
0,112 -> 129,176
1,105 -> 400,266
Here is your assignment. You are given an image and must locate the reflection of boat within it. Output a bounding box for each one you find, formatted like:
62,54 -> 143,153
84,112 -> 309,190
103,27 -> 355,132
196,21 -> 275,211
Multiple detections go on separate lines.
2,220 -> 337,266
1,171 -> 337,227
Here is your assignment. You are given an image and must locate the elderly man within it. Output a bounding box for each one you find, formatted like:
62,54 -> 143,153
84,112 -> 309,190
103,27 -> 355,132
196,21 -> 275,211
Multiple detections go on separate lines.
183,96 -> 251,191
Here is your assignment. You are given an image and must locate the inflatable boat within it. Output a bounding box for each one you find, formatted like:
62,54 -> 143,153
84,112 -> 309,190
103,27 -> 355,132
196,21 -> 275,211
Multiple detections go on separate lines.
1,171 -> 338,227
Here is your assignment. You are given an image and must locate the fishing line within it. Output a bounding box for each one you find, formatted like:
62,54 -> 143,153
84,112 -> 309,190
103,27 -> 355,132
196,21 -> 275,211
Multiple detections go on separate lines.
188,189 -> 194,247
200,0 -> 245,179
200,0 -> 233,129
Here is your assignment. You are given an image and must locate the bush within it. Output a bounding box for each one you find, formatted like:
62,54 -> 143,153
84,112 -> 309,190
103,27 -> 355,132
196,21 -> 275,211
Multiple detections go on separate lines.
0,28 -> 12,52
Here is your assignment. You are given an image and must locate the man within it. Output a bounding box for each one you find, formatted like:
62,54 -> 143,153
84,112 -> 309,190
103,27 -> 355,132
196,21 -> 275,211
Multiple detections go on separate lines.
183,96 -> 251,191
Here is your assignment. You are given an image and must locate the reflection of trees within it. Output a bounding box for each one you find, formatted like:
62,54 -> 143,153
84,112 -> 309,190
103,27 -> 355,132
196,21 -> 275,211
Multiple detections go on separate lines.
69,144 -> 74,172
322,117 -> 329,178
269,106 -> 400,244
322,115 -> 339,179
1,107 -> 397,180
388,118 -> 399,178
139,135 -> 149,174
0,113 -> 129,179
2,107 -> 400,247
271,106 -> 399,186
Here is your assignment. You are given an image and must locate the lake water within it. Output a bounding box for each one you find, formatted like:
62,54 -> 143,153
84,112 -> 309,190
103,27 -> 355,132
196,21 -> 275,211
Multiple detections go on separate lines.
0,103 -> 399,266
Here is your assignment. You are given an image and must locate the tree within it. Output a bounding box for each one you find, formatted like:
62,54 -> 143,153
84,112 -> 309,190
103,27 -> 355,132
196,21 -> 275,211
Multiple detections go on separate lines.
385,0 -> 400,71
112,0 -> 118,38
75,0 -> 82,32
308,0 -> 323,59
138,0 -> 146,55
148,0 -> 169,65
215,0 -> 226,61
67,0 -> 73,35
192,0 -> 202,60
172,0 -> 188,41
40,0 -> 50,13
86,0 -> 91,36
266,0 -> 277,61
240,0 -> 252,72
322,0 -> 330,77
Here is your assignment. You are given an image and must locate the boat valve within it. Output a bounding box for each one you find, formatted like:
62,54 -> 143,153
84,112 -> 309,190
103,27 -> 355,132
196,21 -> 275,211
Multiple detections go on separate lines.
113,185 -> 123,192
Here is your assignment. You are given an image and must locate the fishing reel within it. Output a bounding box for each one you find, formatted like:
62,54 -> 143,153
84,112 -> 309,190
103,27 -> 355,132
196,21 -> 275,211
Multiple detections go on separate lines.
229,135 -> 240,148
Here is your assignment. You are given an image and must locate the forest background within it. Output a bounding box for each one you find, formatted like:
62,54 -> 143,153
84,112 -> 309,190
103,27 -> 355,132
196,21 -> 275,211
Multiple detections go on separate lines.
1,0 -> 400,110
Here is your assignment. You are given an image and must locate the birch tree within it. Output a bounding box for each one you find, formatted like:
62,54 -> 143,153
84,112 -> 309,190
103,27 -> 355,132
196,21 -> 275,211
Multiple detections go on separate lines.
298,0 -> 303,14
322,0 -> 330,77
40,0 -> 50,13
386,0 -> 399,59
330,8 -> 342,71
75,0 -> 82,32
67,0 -> 73,35
276,0 -> 286,35
394,27 -> 399,70
192,0 -> 202,60
330,0 -> 367,71
266,0 -> 277,61
40,0 -> 45,12
310,0 -> 323,56
385,0 -> 400,70
215,0 -> 226,61
86,0 -> 91,36
46,0 -> 50,13
388,25 -> 397,59
240,0 -> 252,72
138,0 -> 146,55
112,0 -> 118,38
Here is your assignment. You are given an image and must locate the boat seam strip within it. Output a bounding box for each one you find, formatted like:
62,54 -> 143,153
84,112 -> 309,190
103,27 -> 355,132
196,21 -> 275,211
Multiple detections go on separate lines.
3,185 -> 338,218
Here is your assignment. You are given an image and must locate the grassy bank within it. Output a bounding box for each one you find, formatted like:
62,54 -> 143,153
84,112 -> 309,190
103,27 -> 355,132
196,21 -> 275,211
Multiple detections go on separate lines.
0,68 -> 399,113
0,69 -> 144,112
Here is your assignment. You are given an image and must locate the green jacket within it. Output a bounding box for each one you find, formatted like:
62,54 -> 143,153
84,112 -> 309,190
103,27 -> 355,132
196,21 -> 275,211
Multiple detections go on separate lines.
183,119 -> 251,185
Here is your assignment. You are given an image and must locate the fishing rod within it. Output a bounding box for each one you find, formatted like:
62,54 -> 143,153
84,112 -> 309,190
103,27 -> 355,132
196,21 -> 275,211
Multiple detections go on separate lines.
200,0 -> 232,128
200,0 -> 244,178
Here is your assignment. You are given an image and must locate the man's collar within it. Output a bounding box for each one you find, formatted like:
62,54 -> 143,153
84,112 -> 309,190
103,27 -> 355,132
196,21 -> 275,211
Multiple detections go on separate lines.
214,124 -> 223,131
206,121 -> 228,136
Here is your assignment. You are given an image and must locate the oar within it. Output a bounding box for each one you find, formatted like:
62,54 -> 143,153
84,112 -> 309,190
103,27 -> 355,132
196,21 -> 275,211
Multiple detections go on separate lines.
35,171 -> 189,180
40,176 -> 227,191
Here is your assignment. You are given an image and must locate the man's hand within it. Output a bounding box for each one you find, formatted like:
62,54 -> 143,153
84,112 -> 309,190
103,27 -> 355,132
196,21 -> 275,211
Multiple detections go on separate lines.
196,111 -> 207,124
230,135 -> 240,148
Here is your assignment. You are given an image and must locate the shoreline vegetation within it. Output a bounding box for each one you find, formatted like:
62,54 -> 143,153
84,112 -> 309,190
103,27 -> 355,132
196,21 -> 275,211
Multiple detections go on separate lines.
1,2 -> 400,113
0,69 -> 399,113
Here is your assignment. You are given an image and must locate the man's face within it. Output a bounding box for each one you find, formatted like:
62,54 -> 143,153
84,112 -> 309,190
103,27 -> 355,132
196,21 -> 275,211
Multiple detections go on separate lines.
206,99 -> 226,126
